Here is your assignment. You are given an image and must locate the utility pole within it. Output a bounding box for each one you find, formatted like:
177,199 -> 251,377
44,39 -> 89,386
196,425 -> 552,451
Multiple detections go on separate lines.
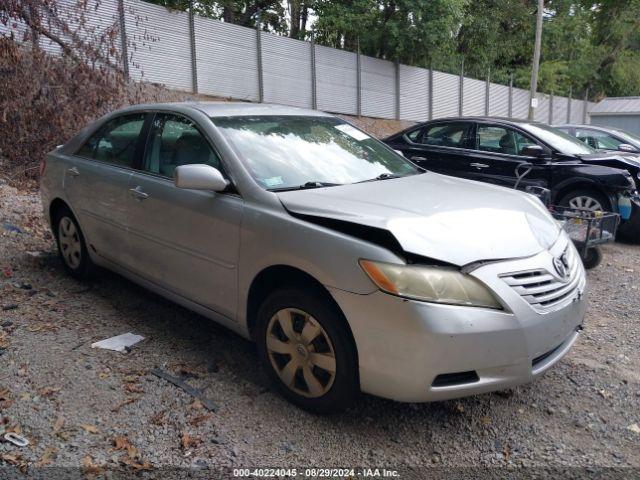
528,0 -> 544,121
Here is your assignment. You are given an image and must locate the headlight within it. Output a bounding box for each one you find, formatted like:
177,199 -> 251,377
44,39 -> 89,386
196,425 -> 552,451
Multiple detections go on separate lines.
359,260 -> 503,309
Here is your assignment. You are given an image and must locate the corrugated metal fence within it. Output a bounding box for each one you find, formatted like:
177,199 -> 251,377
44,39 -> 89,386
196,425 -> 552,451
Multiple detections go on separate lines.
3,0 -> 596,123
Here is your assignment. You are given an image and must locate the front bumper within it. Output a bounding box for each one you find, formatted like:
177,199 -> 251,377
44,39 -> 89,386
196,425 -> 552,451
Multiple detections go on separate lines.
330,238 -> 587,403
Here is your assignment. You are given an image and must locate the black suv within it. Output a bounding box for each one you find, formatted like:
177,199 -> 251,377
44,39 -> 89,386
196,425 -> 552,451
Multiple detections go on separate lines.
385,117 -> 640,241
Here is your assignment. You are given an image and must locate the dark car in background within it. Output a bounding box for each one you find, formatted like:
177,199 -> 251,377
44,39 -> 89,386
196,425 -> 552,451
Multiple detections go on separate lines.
385,117 -> 640,241
555,124 -> 640,154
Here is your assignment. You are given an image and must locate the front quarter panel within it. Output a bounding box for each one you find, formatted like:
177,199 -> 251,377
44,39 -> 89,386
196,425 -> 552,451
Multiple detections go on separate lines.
236,200 -> 405,325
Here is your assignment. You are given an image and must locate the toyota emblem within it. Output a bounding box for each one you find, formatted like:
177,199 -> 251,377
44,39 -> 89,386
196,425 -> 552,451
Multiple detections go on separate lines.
553,256 -> 568,279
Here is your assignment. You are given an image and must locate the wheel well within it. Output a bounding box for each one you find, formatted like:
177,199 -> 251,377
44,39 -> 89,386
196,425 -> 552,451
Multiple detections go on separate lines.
246,266 -> 356,347
553,183 -> 612,208
49,198 -> 71,224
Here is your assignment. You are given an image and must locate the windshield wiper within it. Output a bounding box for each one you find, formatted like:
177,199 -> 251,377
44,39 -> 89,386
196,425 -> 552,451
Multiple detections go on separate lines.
269,181 -> 343,192
355,172 -> 420,183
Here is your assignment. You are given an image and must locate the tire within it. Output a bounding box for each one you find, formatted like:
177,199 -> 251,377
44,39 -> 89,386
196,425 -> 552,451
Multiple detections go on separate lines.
256,287 -> 359,414
52,206 -> 95,280
558,189 -> 611,213
582,247 -> 602,270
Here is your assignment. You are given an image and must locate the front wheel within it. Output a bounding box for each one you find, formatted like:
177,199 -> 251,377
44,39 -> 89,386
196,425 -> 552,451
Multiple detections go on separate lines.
256,288 -> 359,414
558,189 -> 611,212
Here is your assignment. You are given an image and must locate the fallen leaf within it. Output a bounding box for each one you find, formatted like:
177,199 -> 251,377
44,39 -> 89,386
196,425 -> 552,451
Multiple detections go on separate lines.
189,399 -> 203,410
598,389 -> 612,399
99,371 -> 110,379
479,416 -> 491,425
80,424 -> 99,434
150,410 -> 166,426
124,383 -> 144,394
123,375 -> 139,383
38,387 -> 60,397
81,455 -> 103,475
628,423 -> 640,434
0,388 -> 10,401
181,431 -> 202,450
188,413 -> 212,427
36,447 -> 57,467
454,402 -> 464,413
52,416 -> 64,434
111,397 -> 138,413
121,456 -> 153,470
1,453 -> 24,467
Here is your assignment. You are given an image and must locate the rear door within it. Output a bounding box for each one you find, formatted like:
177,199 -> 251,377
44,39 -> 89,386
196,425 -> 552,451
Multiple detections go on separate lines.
125,112 -> 243,318
464,123 -> 550,190
63,113 -> 148,266
400,121 -> 477,179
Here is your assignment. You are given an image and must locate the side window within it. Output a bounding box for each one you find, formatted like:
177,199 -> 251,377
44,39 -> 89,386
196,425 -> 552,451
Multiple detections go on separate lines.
405,128 -> 422,142
476,125 -> 537,156
420,123 -> 471,148
143,114 -> 222,178
76,114 -> 145,167
575,128 -> 622,150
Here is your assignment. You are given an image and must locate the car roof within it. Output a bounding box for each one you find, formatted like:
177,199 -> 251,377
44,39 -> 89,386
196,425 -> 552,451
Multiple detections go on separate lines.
415,116 -> 546,126
117,101 -> 332,118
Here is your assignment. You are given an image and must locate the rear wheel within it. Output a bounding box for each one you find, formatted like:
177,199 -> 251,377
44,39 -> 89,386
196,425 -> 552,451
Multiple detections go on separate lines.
256,288 -> 358,414
558,189 -> 611,212
53,206 -> 95,280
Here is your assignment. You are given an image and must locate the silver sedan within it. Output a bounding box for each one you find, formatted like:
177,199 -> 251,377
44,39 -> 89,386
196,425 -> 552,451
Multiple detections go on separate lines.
40,102 -> 587,413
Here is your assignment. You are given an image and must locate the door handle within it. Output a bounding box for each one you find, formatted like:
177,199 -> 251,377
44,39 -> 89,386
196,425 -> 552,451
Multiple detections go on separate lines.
470,163 -> 489,169
411,156 -> 427,161
129,186 -> 149,201
67,167 -> 80,177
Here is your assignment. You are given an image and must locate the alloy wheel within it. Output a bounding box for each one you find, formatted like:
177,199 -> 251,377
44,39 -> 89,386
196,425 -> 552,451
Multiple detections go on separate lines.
568,195 -> 603,211
266,308 -> 337,398
58,216 -> 82,269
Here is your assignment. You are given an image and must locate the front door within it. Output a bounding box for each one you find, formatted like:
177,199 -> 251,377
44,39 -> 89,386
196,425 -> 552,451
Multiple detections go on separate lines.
125,112 -> 243,318
464,123 -> 550,191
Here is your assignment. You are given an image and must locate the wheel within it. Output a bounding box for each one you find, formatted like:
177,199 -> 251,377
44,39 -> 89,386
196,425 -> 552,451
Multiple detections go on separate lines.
558,189 -> 611,212
52,206 -> 95,280
582,247 -> 602,269
256,288 -> 359,414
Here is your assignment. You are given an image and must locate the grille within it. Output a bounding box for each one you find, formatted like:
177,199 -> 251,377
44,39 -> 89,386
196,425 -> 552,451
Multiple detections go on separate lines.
500,247 -> 582,312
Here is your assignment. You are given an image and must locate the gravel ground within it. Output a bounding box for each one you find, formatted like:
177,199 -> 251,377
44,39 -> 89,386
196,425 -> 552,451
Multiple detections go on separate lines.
1,180 -> 639,477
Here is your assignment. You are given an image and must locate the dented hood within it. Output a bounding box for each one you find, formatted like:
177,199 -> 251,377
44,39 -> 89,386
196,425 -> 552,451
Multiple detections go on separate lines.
277,172 -> 561,266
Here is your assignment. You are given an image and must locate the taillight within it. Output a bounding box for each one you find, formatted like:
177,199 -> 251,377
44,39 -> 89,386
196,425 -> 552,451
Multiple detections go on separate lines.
39,158 -> 46,177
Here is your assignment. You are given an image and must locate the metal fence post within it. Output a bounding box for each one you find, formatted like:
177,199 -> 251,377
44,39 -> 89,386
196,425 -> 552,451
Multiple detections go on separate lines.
458,58 -> 464,116
255,11 -> 264,103
508,74 -> 513,118
566,86 -> 572,123
117,0 -> 129,80
356,38 -> 362,117
582,88 -> 589,123
428,64 -> 433,120
549,93 -> 554,124
395,60 -> 400,120
188,0 -> 198,94
310,31 -> 317,109
484,68 -> 490,116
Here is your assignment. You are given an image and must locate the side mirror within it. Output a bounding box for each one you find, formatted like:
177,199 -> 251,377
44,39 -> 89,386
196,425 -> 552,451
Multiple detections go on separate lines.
618,143 -> 637,152
521,145 -> 546,158
174,164 -> 229,192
